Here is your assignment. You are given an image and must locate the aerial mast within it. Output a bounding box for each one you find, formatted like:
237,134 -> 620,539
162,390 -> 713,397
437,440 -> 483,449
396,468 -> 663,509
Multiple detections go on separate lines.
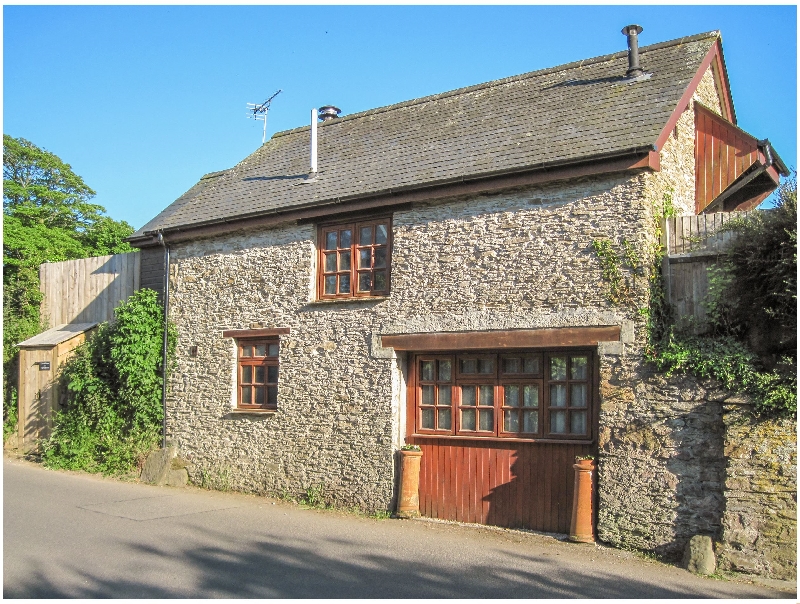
246,89 -> 282,144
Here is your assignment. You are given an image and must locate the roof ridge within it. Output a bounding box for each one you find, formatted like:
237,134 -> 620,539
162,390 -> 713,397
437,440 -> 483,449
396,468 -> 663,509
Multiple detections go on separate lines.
271,30 -> 720,140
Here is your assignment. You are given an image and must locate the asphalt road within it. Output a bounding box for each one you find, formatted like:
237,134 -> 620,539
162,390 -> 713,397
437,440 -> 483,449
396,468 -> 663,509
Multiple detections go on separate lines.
3,455 -> 795,598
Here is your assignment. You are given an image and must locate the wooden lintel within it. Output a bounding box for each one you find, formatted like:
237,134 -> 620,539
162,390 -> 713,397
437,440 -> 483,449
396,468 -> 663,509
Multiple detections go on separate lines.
222,328 -> 291,339
380,326 -> 621,351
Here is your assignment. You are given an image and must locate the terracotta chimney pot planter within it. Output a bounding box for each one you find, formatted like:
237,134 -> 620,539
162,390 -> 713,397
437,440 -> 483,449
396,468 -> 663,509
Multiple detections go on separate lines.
396,448 -> 423,518
569,457 -> 596,543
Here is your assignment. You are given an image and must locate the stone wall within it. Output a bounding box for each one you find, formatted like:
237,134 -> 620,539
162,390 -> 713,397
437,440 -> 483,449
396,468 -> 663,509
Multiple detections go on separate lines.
719,404 -> 797,580
165,171 -> 649,513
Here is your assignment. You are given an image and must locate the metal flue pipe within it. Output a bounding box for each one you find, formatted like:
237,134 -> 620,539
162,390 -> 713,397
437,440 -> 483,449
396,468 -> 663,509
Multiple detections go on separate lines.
621,24 -> 644,78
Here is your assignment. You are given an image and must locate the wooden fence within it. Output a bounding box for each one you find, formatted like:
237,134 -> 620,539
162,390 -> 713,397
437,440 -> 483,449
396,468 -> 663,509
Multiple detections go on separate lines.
662,212 -> 750,332
39,252 -> 141,327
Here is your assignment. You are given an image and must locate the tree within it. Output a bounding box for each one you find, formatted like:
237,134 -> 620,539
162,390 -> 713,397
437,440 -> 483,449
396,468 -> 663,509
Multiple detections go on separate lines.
3,134 -> 136,433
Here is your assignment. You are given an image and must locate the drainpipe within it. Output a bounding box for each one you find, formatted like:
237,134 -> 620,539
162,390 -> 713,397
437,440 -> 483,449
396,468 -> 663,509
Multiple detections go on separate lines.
157,231 -> 170,450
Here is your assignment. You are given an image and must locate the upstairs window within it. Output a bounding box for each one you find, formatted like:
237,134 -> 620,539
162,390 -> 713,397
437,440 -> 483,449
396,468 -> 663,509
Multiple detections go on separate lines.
318,217 -> 391,299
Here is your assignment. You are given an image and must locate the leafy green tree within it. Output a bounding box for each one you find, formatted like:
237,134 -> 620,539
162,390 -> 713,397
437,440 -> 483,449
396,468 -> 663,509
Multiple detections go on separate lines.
3,134 -> 136,435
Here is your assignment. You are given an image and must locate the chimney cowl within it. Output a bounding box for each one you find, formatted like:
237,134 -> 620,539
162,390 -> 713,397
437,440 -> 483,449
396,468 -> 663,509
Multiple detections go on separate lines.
621,24 -> 644,78
318,106 -> 342,121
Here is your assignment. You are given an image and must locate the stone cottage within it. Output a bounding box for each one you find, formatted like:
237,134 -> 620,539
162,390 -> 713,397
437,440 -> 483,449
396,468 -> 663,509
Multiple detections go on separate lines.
129,28 -> 793,572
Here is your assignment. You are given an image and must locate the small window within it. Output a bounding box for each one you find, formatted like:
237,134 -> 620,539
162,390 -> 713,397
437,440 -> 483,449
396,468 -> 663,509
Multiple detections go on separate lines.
237,339 -> 279,410
318,217 -> 391,299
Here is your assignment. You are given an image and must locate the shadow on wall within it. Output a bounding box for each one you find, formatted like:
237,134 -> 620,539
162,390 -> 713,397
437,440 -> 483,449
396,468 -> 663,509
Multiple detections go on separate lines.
4,523 -> 775,599
657,403 -> 726,559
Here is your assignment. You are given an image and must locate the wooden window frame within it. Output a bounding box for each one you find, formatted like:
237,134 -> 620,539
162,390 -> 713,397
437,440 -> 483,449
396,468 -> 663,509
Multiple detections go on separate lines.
409,349 -> 596,442
236,338 -> 280,410
317,217 -> 392,299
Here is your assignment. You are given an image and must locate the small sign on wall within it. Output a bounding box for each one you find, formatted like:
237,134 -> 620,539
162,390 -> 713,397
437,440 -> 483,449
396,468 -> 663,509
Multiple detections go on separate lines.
37,361 -> 51,371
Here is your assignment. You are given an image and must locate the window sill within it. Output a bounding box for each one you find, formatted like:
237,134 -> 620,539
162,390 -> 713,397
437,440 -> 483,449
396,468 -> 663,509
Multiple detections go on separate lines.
409,433 -> 593,445
226,408 -> 277,416
304,296 -> 388,307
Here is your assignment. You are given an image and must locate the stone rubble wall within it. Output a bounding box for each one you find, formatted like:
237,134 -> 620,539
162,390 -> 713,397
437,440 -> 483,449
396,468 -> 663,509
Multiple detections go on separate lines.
166,171 -> 649,513
719,404 -> 797,580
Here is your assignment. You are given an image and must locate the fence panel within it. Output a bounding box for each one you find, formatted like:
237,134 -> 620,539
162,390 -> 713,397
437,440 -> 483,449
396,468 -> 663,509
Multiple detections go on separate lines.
39,252 -> 140,327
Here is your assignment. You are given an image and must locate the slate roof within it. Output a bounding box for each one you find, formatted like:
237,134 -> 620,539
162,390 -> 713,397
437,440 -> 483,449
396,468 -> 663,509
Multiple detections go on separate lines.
132,31 -> 719,239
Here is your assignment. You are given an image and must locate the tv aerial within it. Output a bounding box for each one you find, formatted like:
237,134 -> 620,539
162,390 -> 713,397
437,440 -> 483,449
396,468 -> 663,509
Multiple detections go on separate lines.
247,89 -> 282,144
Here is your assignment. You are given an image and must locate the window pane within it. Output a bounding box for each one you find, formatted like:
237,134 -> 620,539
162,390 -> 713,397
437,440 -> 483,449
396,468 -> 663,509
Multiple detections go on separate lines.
340,229 -> 352,248
478,359 -> 494,374
374,271 -> 387,291
503,358 -> 521,374
421,361 -> 434,381
325,253 -> 337,272
479,410 -> 494,431
421,385 -> 434,405
571,356 -> 588,380
242,366 -> 253,383
438,386 -> 451,406
461,386 -> 476,406
242,387 -> 252,405
505,385 -> 520,407
374,247 -> 387,268
523,385 -> 539,407
523,410 -> 538,433
421,408 -> 434,429
551,384 -> 567,407
268,366 -> 278,383
324,276 -> 336,295
255,386 -> 265,406
360,226 -> 372,245
550,356 -> 567,380
571,411 -> 587,435
524,356 -> 541,374
339,251 -> 351,271
479,385 -> 494,406
376,224 -> 388,244
254,366 -> 265,384
438,408 -> 451,430
267,386 -> 278,407
461,409 -> 476,431
325,231 -> 337,250
268,344 -> 279,357
254,344 -> 266,357
571,383 -> 587,408
358,272 -> 371,292
338,274 -> 350,294
504,410 -> 519,432
242,346 -> 252,358
551,410 -> 567,433
359,249 -> 372,268
461,359 -> 477,374
438,360 -> 452,382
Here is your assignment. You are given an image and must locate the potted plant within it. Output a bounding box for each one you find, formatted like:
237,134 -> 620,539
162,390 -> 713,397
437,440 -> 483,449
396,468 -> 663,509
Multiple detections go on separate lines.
396,444 -> 423,518
570,455 -> 596,543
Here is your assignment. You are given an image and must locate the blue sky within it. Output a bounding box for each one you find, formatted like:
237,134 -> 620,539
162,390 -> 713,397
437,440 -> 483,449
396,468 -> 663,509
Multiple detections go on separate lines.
4,5 -> 797,229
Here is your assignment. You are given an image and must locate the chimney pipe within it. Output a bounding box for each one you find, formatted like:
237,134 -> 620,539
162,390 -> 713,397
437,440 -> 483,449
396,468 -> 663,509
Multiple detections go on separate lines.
310,108 -> 317,174
621,24 -> 644,78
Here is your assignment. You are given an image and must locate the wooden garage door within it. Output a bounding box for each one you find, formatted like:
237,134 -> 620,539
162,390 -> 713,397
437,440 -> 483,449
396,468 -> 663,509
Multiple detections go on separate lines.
407,350 -> 598,532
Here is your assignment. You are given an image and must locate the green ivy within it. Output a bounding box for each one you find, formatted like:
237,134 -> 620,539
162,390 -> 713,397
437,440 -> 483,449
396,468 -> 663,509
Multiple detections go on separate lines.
42,289 -> 176,475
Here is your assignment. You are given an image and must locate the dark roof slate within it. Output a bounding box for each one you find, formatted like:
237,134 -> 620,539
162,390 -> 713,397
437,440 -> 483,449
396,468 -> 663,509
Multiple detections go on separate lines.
133,31 -> 719,238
